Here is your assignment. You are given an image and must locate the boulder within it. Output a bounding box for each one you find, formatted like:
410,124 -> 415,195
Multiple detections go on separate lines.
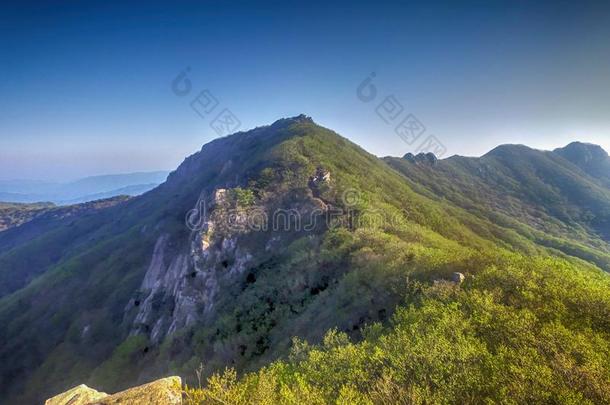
45,385 -> 108,405
451,272 -> 465,284
45,376 -> 182,405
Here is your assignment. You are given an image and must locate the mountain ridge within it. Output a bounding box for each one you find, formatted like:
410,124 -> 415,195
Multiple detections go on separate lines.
1,116 -> 609,404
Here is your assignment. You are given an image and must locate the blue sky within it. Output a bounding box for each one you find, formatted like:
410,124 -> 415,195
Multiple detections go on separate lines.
1,0 -> 610,180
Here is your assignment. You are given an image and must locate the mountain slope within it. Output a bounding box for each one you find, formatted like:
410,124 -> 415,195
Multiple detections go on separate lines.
554,141 -> 610,187
0,196 -> 131,298
386,145 -> 610,270
0,116 -> 489,402
0,117 -> 609,404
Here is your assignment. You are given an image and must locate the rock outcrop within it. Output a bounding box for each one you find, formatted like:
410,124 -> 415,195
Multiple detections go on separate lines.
402,152 -> 438,165
125,177 -> 330,344
452,272 -> 465,284
45,376 -> 182,405
45,384 -> 108,405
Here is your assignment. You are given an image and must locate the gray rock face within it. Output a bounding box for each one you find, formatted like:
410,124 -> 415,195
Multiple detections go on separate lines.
127,230 -> 231,343
126,180 -> 330,343
126,188 -> 257,343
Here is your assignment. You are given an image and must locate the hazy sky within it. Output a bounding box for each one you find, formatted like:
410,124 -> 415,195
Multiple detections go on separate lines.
2,0 -> 610,181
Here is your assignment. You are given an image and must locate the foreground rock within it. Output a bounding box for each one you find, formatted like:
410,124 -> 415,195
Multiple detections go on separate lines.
45,376 -> 182,405
44,384 -> 108,405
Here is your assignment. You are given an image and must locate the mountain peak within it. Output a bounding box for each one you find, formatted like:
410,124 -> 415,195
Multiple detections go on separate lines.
554,141 -> 610,185
165,114 -> 333,192
554,142 -> 609,163
483,144 -> 536,158
270,114 -> 315,128
402,152 -> 438,165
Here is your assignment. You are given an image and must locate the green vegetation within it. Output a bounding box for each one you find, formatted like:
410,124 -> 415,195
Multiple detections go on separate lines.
386,146 -> 610,269
0,116 -> 609,404
179,124 -> 610,404
229,187 -> 256,207
185,256 -> 610,404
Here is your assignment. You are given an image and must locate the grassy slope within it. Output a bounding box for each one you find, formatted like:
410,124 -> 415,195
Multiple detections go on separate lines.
183,136 -> 610,403
0,118 -> 609,403
0,197 -> 132,297
385,146 -> 610,270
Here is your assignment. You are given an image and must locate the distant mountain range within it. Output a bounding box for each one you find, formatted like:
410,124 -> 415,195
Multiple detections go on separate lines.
0,117 -> 609,404
0,171 -> 170,205
388,141 -> 610,266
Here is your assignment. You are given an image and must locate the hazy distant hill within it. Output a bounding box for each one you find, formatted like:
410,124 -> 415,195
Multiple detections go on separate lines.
0,171 -> 169,205
0,117 -> 608,404
58,183 -> 161,205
